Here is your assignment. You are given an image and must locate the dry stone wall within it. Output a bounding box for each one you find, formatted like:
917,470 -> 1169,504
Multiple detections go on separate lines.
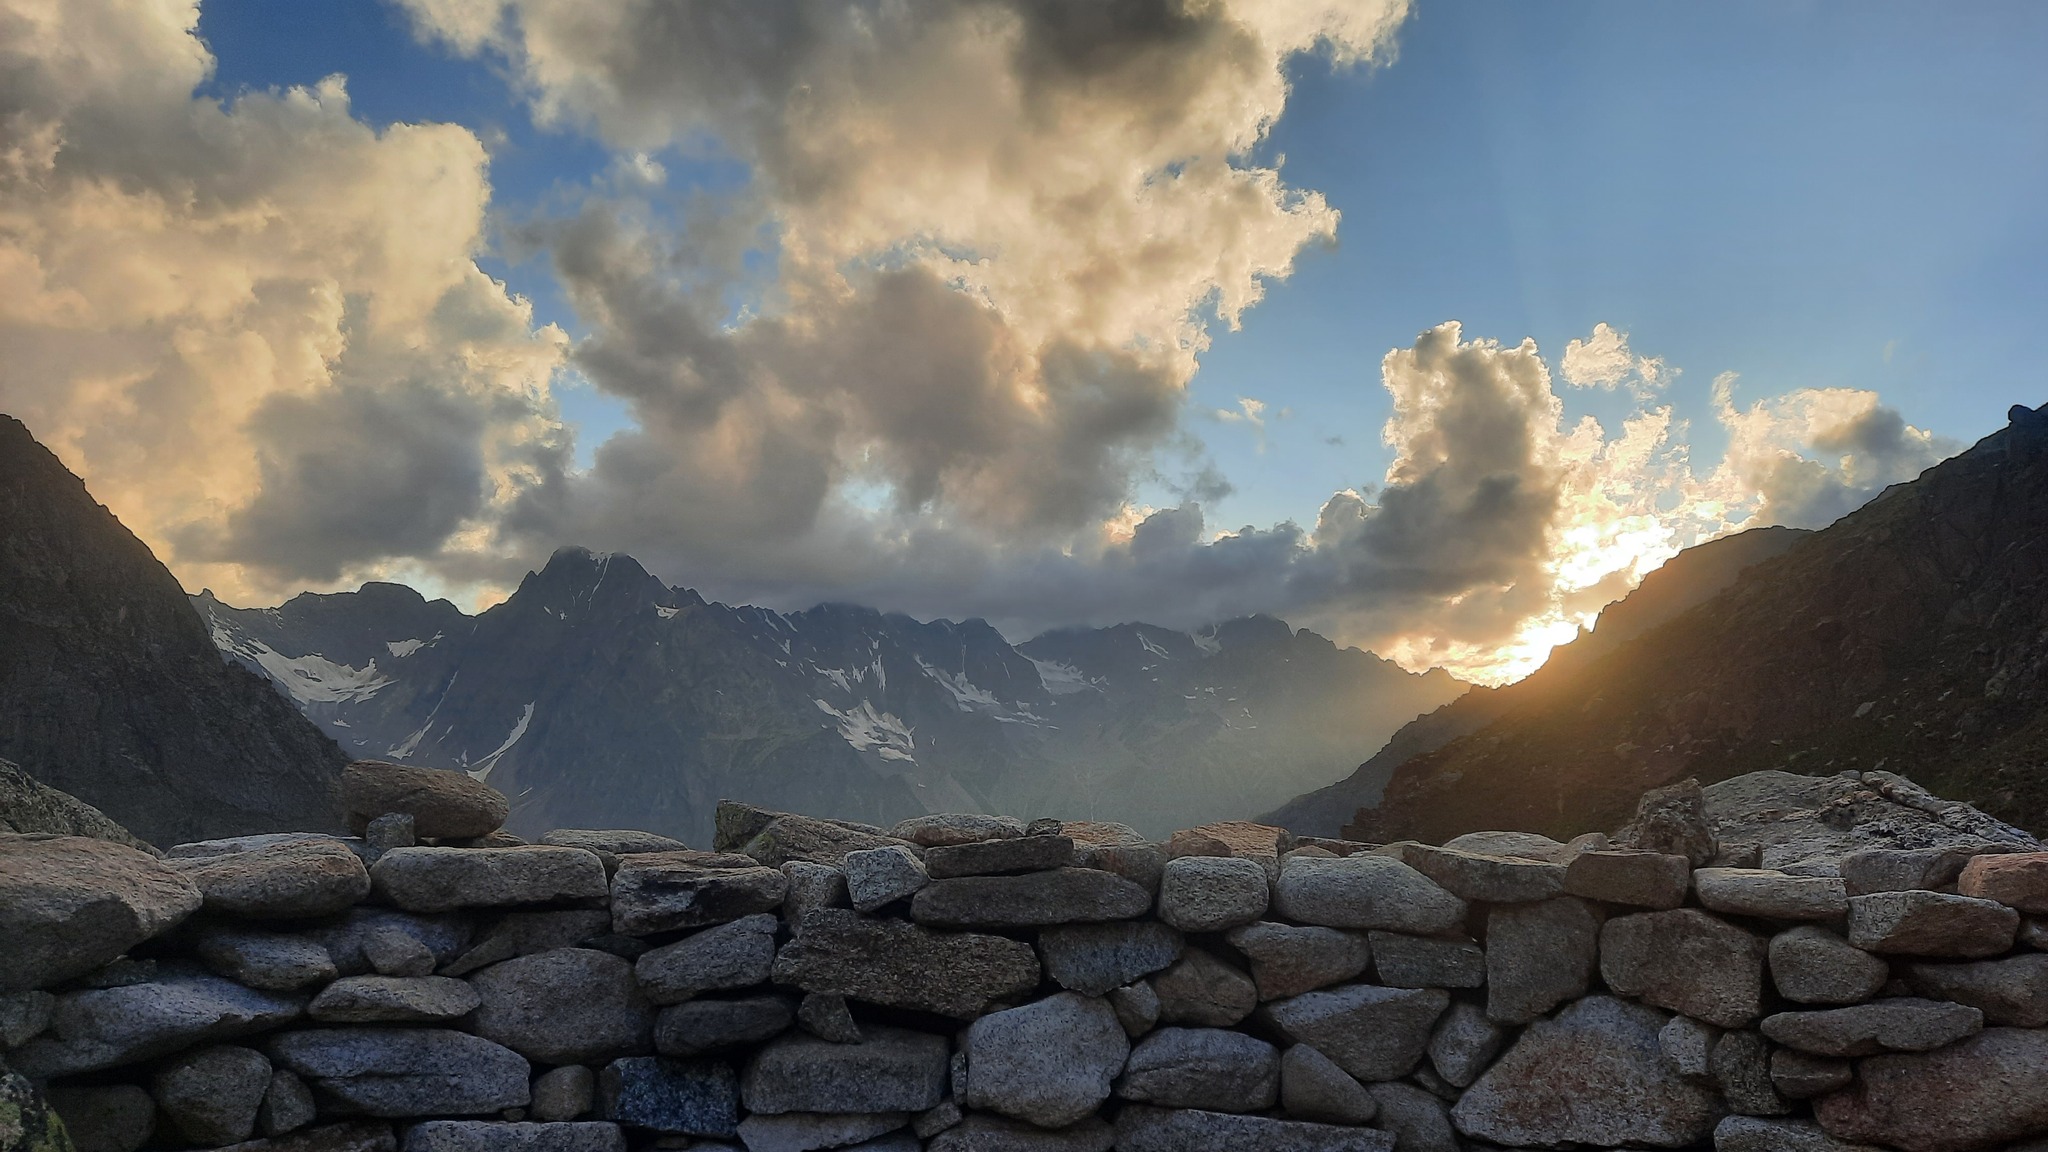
8,764 -> 2048,1152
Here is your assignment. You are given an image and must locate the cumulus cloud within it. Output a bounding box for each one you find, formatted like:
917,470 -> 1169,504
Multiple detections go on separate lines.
1561,322 -> 1666,398
0,0 -> 567,600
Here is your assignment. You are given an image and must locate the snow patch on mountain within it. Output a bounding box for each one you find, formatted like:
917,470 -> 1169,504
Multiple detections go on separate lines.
815,698 -> 916,762
469,702 -> 534,783
211,622 -> 392,705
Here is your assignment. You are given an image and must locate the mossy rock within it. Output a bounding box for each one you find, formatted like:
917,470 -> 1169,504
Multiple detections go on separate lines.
0,1071 -> 75,1152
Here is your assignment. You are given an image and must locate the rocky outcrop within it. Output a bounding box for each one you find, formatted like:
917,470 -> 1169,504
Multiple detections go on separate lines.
11,786 -> 2048,1152
0,757 -> 152,850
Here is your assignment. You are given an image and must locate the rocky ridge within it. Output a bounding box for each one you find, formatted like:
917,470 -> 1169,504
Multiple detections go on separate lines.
7,761 -> 2048,1152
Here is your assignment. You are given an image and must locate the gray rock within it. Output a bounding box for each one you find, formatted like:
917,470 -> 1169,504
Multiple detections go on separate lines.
1704,770 -> 2038,875
1392,843 -> 1568,904
310,907 -> 473,977
1156,856 -> 1269,932
539,830 -> 688,873
741,1027 -> 949,1115
910,869 -> 1151,927
1769,925 -> 1891,1005
912,1100 -> 961,1139
723,808 -> 916,868
0,989 -> 55,1046
260,1069 -> 316,1136
963,993 -> 1128,1127
0,835 -> 202,992
636,914 -> 778,1003
1713,1116 -> 1884,1152
891,814 -> 1026,847
610,853 -> 789,934
1846,889 -> 2019,957
1063,821 -> 1167,894
1037,922 -> 1182,996
1599,908 -> 1766,1028
771,909 -> 1039,1019
1151,948 -> 1257,1027
1426,1001 -> 1505,1088
1118,1027 -> 1279,1113
797,992 -> 861,1043
469,947 -> 654,1063
401,1121 -> 624,1152
215,1120 -> 398,1152
1619,777 -> 1720,865
1563,848 -> 1692,908
75,956 -> 155,988
360,924 -> 437,977
1485,896 -> 1601,1025
441,910 -> 608,976
1711,1030 -> 1789,1116
1271,855 -> 1467,935
1279,1043 -> 1377,1124
372,846 -> 607,914
191,926 -> 338,991
308,975 -> 480,1023
46,1084 -> 156,1152
171,838 -> 372,919
1760,998 -> 1984,1056
843,846 -> 930,912
1905,953 -> 2048,1025
1108,981 -> 1159,1037
925,836 -> 1072,879
1261,984 -> 1448,1082
1441,831 -> 1577,861
1813,1027 -> 2048,1152
1840,845 -> 1993,895
1694,867 -> 1849,920
925,1113 -> 1115,1152
1769,1050 -> 1852,1099
1658,1014 -> 1718,1079
596,1056 -> 739,1137
734,1112 -> 907,1152
269,1028 -> 530,1117
363,812 -> 415,856
1367,931 -> 1483,989
153,1044 -> 272,1145
341,760 -> 508,839
1226,922 -> 1370,1001
780,861 -> 849,925
655,995 -> 794,1056
532,1065 -> 596,1122
1113,1105 -> 1393,1152
1451,996 -> 1719,1148
1368,1081 -> 1459,1152
12,971 -> 305,1077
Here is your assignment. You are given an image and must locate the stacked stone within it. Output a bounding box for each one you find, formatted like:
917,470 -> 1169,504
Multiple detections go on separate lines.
9,766 -> 2048,1152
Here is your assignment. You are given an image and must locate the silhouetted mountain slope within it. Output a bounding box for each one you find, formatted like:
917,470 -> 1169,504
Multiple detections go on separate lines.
1264,524 -> 1809,835
201,551 -> 1465,842
0,415 -> 346,844
1347,404 -> 2048,844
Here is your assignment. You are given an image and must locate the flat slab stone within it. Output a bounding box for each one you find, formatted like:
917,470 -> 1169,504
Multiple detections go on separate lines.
1451,995 -> 1719,1148
636,914 -> 777,1004
844,846 -> 930,911
1600,908 -> 1766,1028
1841,846 -> 1995,896
595,1056 -> 738,1138
655,995 -> 794,1056
1695,868 -> 1849,920
1563,848 -> 1691,909
1280,1042 -> 1377,1124
311,908 -> 474,977
1151,949 -> 1257,1027
1905,954 -> 2048,1026
1814,1027 -> 2048,1152
1270,856 -> 1467,934
1770,1050 -> 1854,1100
1113,1105 -> 1393,1152
1368,931 -> 1483,990
740,1027 -> 948,1115
12,972 -> 305,1077
1486,897 -> 1602,1025
925,836 -> 1073,879
1118,1027 -> 1278,1113
890,813 -> 1026,848
1037,921 -> 1182,996
0,835 -> 203,992
1260,984 -> 1448,1082
171,839 -> 372,919
401,1121 -> 624,1152
963,993 -> 1128,1128
610,854 -> 789,934
725,809 -> 918,868
1062,821 -> 1166,894
925,1113 -> 1114,1152
469,947 -> 654,1064
1164,821 -> 1291,880
910,869 -> 1150,927
341,760 -> 508,840
191,926 -> 337,992
308,975 -> 479,1023
1225,922 -> 1370,1000
371,847 -> 607,914
1769,926 -> 1891,1005
1391,843 -> 1568,904
268,1028 -> 529,1117
1958,852 -> 2048,913
1760,999 -> 1984,1056
538,830 -> 688,874
772,909 -> 1039,1019
1846,890 -> 2019,957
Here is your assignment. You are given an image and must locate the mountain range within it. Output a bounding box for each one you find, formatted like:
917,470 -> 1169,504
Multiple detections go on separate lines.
197,550 -> 1464,843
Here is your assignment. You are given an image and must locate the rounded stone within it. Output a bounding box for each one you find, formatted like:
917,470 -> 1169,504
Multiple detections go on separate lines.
0,835 -> 202,992
467,947 -> 654,1064
962,992 -> 1129,1128
1158,856 -> 1270,933
341,759 -> 509,839
151,1044 -> 272,1146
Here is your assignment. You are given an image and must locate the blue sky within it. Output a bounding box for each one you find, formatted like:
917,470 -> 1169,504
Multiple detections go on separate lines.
194,0 -> 2048,533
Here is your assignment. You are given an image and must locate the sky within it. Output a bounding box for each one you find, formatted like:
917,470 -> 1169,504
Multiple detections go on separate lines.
2,0 -> 2044,684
